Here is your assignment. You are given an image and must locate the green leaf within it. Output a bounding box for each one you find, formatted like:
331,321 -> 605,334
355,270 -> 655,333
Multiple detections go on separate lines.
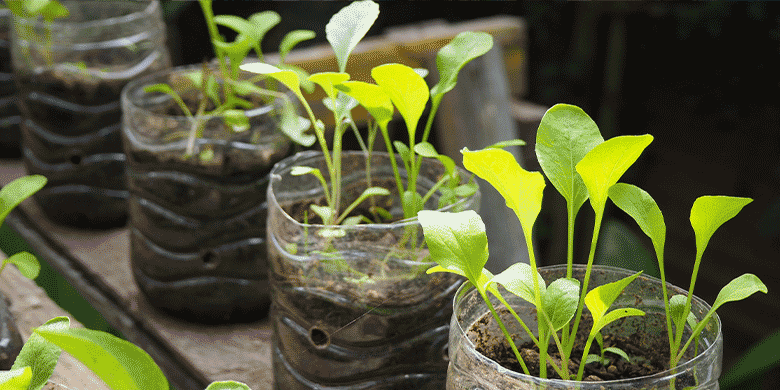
596,308 -> 645,335
461,147 -> 545,236
248,10 -> 281,47
205,381 -> 252,390
12,317 -> 69,390
402,190 -> 423,219
608,183 -> 666,261
584,354 -> 604,366
414,142 -> 455,175
326,0 -> 380,73
222,109 -> 249,132
279,30 -> 316,63
394,141 -> 410,163
33,326 -> 168,390
584,271 -> 643,333
603,347 -> 631,363
575,134 -> 653,212
542,277 -> 580,331
372,63 -> 429,142
535,104 -> 603,217
491,262 -> 545,305
0,367 -> 32,390
335,81 -> 394,130
487,139 -> 526,149
418,210 -> 489,291
0,175 -> 47,226
39,0 -> 67,21
239,63 -> 304,100
308,72 -> 351,103
690,196 -> 753,261
669,294 -> 688,334
4,252 -> 40,279
711,274 -> 767,313
430,31 -> 493,98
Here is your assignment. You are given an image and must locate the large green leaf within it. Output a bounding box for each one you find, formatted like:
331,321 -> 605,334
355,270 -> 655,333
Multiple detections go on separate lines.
372,63 -> 429,141
419,210 -> 488,291
575,134 -> 653,213
535,104 -> 603,216
430,31 -> 493,98
34,326 -> 168,390
0,367 -> 32,390
308,72 -> 350,103
690,196 -> 752,261
0,175 -> 47,226
584,271 -> 643,333
12,317 -> 68,390
461,148 -> 545,236
542,277 -> 580,331
4,252 -> 40,280
326,0 -> 380,72
608,183 -> 666,261
335,81 -> 394,130
711,273 -> 767,312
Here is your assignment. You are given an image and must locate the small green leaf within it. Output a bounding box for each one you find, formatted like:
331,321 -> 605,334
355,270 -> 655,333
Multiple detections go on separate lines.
608,183 -> 666,261
542,277 -> 581,331
335,81 -> 394,129
584,271 -> 643,333
239,63 -> 304,100
669,294 -> 688,334
394,141 -> 410,163
418,210 -> 489,291
0,367 -> 32,390
596,308 -> 645,335
603,347 -> 631,363
0,175 -> 47,226
223,109 -> 249,132
453,182 -> 479,198
491,262 -> 545,305
248,10 -> 281,49
414,142 -> 455,175
279,30 -> 316,63
584,354 -> 604,366
711,274 -> 767,313
372,63 -> 429,142
205,380 -> 252,390
461,148 -> 545,237
5,252 -> 40,279
310,205 -> 335,225
317,228 -> 346,238
536,104 -> 604,217
690,196 -> 753,261
12,317 -> 69,390
308,72 -> 350,103
34,326 -> 168,390
430,31 -> 494,98
576,134 -> 653,212
402,190 -> 423,219
487,139 -> 526,149
326,0 -> 380,73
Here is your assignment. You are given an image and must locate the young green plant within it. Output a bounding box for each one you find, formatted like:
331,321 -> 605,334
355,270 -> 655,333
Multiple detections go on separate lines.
241,0 -> 490,228
5,0 -> 69,66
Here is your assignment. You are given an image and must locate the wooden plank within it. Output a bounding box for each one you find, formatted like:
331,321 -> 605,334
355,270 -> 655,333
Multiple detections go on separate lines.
0,250 -> 110,390
1,160 -> 272,390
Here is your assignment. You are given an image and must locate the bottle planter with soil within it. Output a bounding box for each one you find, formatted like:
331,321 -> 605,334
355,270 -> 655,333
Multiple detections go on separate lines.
418,103 -> 767,390
448,264 -> 722,390
10,0 -> 170,228
266,150 -> 480,389
121,64 -> 295,323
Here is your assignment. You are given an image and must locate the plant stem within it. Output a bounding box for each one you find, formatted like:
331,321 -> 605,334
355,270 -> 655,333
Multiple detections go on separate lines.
576,334 -> 597,381
568,211 -> 604,359
198,0 -> 232,100
482,290 -> 531,376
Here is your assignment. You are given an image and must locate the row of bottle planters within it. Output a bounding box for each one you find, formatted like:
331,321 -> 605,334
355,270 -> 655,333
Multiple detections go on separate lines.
0,2 -> 722,389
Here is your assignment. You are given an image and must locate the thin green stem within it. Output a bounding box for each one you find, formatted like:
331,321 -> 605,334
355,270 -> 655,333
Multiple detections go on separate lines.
198,0 -> 232,100
482,291 -> 531,376
673,251 -> 704,365
576,335 -> 596,381
421,95 -> 442,144
656,252 -> 675,366
568,211 -> 604,357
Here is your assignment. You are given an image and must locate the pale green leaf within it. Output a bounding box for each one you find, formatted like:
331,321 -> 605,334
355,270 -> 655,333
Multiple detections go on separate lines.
414,142 -> 455,175
536,104 -> 603,217
491,262 -> 545,305
0,367 -> 32,390
394,141 -> 410,163
310,205 -> 335,225
372,63 -> 429,142
308,72 -> 350,103
279,30 -> 316,63
542,277 -> 580,331
326,0 -> 380,72
239,63 -> 303,98
690,196 -> 753,261
461,147 -> 545,237
0,175 -> 47,226
205,380 -> 252,390
222,109 -> 249,132
608,183 -> 666,261
584,271 -> 643,329
248,11 -> 281,44
12,317 -> 69,390
669,294 -> 688,334
5,252 -> 40,279
418,210 -> 488,290
575,134 -> 653,212
33,326 -> 168,390
335,81 -> 394,129
603,347 -> 631,363
430,31 -> 493,98
711,274 -> 767,313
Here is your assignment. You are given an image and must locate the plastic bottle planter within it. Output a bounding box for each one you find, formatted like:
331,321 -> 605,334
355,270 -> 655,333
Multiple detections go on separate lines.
267,151 -> 481,390
121,65 -> 294,323
448,264 -> 723,390
0,9 -> 21,158
11,0 -> 170,228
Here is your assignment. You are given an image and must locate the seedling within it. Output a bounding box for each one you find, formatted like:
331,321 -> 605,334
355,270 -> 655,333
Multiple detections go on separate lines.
419,103 -> 768,383
5,0 -> 68,66
241,0 -> 492,228
0,175 -> 46,282
143,0 -> 316,157
584,333 -> 631,367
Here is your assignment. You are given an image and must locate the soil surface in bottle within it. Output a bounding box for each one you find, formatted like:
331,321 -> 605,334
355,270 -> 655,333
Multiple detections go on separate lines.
127,145 -> 287,323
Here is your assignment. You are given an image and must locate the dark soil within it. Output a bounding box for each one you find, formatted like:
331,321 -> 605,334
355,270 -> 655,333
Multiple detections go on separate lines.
470,308 -> 680,382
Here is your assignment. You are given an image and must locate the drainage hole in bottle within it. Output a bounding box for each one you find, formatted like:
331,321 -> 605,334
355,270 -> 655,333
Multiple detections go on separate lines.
309,326 -> 330,349
201,251 -> 218,270
69,153 -> 83,165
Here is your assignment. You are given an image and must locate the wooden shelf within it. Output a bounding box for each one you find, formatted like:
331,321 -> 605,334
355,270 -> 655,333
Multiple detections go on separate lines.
1,160 -> 270,390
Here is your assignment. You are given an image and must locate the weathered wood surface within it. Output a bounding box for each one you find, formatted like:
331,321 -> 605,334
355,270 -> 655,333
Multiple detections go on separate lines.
1,160 -> 272,390
0,250 -> 110,390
